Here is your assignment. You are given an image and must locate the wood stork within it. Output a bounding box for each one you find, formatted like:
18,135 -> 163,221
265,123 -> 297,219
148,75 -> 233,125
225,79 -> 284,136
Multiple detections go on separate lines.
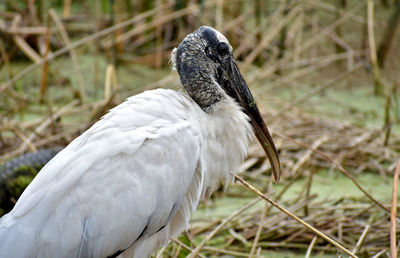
0,26 -> 281,258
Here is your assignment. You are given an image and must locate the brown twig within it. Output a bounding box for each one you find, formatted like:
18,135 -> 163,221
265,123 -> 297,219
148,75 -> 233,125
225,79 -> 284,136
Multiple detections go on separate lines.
367,0 -> 384,95
234,174 -> 358,258
248,204 -> 267,258
170,238 -> 207,258
0,3 -> 171,94
0,100 -> 79,162
188,197 -> 261,258
352,224 -> 370,254
39,12 -> 51,103
274,131 -> 396,218
305,236 -> 318,258
390,160 -> 400,258
49,8 -> 86,102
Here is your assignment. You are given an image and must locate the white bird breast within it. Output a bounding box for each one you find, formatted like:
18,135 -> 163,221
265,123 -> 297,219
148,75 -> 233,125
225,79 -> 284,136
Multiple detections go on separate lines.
0,88 -> 252,258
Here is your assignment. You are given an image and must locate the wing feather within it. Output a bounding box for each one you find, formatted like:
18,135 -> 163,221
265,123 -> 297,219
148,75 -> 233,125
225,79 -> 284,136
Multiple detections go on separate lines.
0,89 -> 203,258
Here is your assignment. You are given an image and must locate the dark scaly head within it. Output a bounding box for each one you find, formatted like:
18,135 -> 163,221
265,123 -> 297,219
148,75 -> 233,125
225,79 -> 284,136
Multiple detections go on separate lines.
172,26 -> 282,182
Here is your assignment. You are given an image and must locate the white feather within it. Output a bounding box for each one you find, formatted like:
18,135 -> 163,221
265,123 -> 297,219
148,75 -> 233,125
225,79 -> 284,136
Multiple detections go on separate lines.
0,88 -> 252,258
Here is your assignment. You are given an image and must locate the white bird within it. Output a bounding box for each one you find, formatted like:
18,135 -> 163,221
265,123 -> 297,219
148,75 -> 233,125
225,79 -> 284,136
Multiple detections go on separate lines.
0,26 -> 281,258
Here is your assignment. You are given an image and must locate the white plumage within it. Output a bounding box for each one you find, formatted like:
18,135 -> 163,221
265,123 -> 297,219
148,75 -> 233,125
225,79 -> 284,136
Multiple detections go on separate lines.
0,26 -> 280,258
0,89 -> 251,257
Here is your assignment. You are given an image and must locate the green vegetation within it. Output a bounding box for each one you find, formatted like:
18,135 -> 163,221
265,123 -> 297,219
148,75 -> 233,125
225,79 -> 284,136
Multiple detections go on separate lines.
0,0 -> 399,257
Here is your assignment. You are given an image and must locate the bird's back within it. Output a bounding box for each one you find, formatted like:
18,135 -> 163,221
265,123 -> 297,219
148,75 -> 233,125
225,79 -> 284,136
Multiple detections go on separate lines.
0,89 -> 205,258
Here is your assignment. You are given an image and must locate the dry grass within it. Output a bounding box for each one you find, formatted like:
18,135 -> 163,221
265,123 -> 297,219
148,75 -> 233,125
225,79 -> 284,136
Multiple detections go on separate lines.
1,0 -> 400,257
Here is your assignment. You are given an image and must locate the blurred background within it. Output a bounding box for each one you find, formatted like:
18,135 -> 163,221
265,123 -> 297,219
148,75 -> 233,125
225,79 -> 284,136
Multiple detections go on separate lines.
0,0 -> 400,257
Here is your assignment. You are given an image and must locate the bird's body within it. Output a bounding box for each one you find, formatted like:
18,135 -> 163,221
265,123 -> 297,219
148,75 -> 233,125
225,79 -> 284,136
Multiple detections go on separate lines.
0,26 -> 280,257
0,89 -> 251,257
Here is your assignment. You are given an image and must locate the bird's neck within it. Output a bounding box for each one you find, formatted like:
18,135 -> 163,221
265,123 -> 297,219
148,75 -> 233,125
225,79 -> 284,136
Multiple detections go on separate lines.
198,96 -> 252,197
183,81 -> 224,112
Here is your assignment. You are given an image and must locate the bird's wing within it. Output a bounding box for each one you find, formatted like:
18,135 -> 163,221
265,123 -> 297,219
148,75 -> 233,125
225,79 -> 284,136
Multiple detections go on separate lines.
0,89 -> 203,258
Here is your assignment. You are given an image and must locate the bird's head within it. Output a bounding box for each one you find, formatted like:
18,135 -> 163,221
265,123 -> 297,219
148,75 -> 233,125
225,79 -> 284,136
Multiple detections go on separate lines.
171,26 -> 281,183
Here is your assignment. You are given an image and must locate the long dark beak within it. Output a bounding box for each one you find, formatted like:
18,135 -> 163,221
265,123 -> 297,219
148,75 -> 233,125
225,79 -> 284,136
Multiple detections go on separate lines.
222,58 -> 281,182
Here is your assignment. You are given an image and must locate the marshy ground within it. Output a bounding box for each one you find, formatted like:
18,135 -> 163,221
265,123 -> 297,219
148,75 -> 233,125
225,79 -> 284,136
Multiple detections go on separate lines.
1,0 -> 400,257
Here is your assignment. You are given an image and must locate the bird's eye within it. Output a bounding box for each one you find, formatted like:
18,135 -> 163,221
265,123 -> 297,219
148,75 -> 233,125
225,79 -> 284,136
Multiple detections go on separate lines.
216,42 -> 229,56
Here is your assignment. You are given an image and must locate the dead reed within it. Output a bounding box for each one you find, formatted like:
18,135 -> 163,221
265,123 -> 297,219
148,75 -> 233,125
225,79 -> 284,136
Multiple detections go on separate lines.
1,0 -> 399,257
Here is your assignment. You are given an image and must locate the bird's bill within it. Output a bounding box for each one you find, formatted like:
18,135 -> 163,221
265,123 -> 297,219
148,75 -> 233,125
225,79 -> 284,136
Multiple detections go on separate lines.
223,59 -> 281,183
